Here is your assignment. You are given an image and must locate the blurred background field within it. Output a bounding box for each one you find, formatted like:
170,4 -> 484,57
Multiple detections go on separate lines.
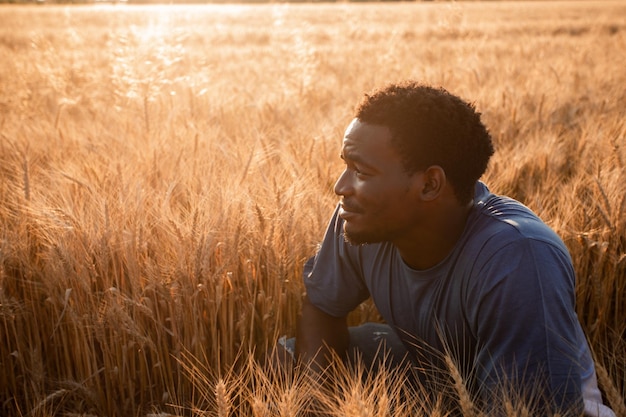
0,1 -> 624,415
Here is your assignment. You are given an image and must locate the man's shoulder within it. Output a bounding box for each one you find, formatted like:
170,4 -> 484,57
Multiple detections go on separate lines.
460,185 -> 575,300
471,182 -> 565,248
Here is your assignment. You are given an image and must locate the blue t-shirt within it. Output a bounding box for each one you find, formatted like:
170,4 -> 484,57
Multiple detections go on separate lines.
304,182 -> 597,413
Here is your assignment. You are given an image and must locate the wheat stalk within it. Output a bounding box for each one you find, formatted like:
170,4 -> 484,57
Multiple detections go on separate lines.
594,361 -> 626,417
250,396 -> 270,417
27,389 -> 68,416
215,379 -> 230,417
444,354 -> 480,417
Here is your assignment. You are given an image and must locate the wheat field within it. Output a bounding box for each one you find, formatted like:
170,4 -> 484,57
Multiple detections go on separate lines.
0,1 -> 624,416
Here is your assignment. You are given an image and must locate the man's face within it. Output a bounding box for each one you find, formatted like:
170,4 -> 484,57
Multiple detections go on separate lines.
334,118 -> 422,245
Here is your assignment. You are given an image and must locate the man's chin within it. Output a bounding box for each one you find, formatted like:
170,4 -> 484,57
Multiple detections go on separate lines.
343,225 -> 379,246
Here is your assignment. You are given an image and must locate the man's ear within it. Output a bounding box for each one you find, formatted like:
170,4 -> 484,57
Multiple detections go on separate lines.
419,165 -> 446,201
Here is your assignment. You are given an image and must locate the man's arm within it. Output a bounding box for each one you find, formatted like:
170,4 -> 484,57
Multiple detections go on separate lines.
471,240 -> 587,414
295,294 -> 349,373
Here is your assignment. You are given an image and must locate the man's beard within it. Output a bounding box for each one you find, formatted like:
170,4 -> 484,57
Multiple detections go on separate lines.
342,224 -> 385,246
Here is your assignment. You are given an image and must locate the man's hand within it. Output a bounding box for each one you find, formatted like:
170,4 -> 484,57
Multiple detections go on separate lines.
295,295 -> 349,374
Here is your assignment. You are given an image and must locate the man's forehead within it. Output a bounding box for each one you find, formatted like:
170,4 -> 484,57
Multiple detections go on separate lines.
342,119 -> 391,145
341,119 -> 360,154
345,118 -> 360,132
340,120 -> 397,167
339,138 -> 356,159
341,129 -> 362,155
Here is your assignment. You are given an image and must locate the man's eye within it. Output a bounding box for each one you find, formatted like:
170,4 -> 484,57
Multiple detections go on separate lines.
354,166 -> 368,177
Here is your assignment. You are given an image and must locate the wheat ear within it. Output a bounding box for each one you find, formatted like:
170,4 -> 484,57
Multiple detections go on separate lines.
445,354 -> 479,417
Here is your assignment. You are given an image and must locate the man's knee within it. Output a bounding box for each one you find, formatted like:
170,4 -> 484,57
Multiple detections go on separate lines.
266,336 -> 296,371
272,323 -> 411,372
347,323 -> 410,370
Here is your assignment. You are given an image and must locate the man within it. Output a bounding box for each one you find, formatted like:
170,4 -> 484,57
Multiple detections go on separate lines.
292,82 -> 614,416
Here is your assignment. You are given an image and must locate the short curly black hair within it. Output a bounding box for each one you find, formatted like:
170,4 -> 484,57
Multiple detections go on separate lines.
355,81 -> 494,204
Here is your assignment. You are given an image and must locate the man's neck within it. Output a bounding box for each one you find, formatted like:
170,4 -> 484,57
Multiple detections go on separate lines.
395,200 -> 473,271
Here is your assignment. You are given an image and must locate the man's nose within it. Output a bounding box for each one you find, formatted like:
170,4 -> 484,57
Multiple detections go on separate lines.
334,169 -> 353,196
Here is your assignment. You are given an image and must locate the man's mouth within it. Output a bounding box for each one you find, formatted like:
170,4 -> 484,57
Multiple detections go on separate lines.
339,203 -> 362,219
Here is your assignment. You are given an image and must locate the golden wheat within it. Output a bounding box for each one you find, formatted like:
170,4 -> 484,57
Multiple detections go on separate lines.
444,354 -> 480,417
594,361 -> 626,417
0,1 -> 624,416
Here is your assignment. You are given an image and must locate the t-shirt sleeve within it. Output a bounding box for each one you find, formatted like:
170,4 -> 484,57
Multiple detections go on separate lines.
303,205 -> 370,318
468,238 -> 585,413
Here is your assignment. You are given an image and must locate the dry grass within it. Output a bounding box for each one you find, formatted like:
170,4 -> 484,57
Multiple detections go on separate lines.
0,1 -> 624,416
